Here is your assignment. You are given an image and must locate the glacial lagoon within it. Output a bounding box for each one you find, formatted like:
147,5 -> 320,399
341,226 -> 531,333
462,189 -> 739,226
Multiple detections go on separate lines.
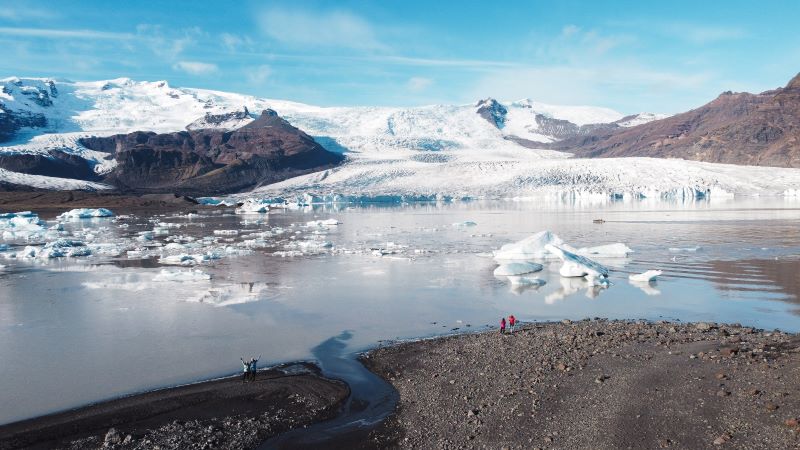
1,198 -> 800,424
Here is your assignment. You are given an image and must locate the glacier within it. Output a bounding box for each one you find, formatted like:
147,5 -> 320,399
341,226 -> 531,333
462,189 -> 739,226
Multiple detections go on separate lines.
2,77 -> 800,200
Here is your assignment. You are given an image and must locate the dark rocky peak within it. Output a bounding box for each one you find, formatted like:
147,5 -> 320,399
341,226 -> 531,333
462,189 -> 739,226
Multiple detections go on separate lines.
242,109 -> 291,129
185,107 -> 252,131
475,98 -> 508,129
786,72 -> 800,90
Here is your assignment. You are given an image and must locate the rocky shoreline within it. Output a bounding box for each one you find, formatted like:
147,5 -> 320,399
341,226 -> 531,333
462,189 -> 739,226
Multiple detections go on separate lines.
363,319 -> 800,449
0,363 -> 349,450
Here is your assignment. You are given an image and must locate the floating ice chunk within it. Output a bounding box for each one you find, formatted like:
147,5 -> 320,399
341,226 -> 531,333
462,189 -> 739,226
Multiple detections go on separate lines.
629,270 -> 662,282
576,243 -> 633,258
452,221 -> 477,227
153,268 -> 211,282
213,230 -> 239,236
235,199 -> 270,214
0,212 -> 47,240
545,244 -> 609,284
57,208 -> 114,220
668,246 -> 701,252
0,244 -> 8,251
40,239 -> 91,258
493,231 -> 564,261
306,219 -> 341,227
493,262 -> 543,276
159,254 -> 207,266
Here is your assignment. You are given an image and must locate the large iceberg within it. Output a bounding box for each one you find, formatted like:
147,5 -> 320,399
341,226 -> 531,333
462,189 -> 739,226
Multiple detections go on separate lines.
493,231 -> 564,261
545,244 -> 609,285
493,230 -> 631,261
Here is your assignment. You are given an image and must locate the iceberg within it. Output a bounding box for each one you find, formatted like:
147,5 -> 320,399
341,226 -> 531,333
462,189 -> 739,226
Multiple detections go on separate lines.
493,262 -> 543,276
629,270 -> 662,282
493,231 -> 564,261
235,199 -> 270,214
0,212 -> 47,240
57,208 -> 114,220
545,244 -> 609,284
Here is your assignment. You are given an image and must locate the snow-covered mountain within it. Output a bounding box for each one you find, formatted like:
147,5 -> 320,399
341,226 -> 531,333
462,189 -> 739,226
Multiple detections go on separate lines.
2,76 -> 800,201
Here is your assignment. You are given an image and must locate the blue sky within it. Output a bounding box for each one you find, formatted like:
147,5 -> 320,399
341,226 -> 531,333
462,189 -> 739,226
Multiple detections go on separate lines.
1,0 -> 798,113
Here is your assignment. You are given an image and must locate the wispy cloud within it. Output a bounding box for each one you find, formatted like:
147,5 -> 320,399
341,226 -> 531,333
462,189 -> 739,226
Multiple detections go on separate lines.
257,8 -> 384,50
407,76 -> 433,92
0,26 -> 133,40
246,65 -> 271,84
136,24 -> 202,60
173,60 -> 218,75
0,4 -> 57,21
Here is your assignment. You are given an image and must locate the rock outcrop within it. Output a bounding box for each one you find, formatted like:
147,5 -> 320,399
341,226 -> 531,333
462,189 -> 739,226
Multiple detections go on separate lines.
550,72 -> 800,168
80,109 -> 343,194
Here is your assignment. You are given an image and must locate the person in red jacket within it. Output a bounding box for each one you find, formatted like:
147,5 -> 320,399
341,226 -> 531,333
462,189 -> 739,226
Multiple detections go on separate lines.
500,317 -> 506,334
508,315 -> 516,334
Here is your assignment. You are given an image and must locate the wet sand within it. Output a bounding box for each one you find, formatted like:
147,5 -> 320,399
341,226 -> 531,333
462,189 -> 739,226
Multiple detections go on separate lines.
0,364 -> 349,450
363,320 -> 800,449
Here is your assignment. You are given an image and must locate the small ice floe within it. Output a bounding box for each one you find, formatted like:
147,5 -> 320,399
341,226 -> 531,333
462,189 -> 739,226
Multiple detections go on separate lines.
213,230 -> 239,236
493,262 -> 543,276
40,239 -> 92,258
452,221 -> 477,228
235,199 -> 270,214
57,208 -> 114,220
153,268 -> 211,282
575,243 -> 633,258
629,270 -> 662,282
159,254 -> 208,266
668,246 -> 701,253
545,244 -> 609,285
306,219 -> 341,227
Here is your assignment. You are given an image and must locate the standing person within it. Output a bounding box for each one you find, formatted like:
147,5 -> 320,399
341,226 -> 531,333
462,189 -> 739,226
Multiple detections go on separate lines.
240,357 -> 250,383
500,317 -> 506,334
508,315 -> 516,334
249,356 -> 261,382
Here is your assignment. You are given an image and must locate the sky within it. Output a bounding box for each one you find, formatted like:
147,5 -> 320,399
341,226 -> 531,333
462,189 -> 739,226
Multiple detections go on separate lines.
1,0 -> 799,114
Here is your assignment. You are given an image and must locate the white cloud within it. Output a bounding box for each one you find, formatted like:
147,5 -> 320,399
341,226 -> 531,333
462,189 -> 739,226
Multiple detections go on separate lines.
173,60 -> 218,75
247,65 -> 272,84
258,8 -> 384,50
136,24 -> 202,60
407,76 -> 432,92
0,27 -> 133,40
221,33 -> 253,52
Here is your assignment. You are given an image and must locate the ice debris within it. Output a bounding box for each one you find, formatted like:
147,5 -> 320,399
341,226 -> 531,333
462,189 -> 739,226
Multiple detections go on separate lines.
493,231 -> 563,260
235,199 -> 270,214
57,208 -> 114,220
306,219 -> 341,227
0,211 -> 47,240
629,270 -> 662,282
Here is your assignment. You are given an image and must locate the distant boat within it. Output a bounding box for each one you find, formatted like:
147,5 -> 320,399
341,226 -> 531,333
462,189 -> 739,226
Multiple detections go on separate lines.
592,219 -> 605,224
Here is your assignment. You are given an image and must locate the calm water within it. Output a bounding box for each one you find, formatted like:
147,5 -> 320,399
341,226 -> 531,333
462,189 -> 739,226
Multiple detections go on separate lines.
1,199 -> 800,424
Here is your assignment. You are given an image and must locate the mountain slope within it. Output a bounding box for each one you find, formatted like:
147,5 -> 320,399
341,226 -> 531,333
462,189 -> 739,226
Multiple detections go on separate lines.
81,109 -> 343,195
551,73 -> 800,168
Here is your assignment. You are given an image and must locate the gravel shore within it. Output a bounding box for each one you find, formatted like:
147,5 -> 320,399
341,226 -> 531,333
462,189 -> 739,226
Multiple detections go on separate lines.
363,319 -> 800,449
0,364 -> 348,450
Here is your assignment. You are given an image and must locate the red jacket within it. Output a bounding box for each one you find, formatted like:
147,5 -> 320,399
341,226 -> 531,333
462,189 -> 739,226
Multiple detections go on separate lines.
500,318 -> 506,327
509,316 -> 516,326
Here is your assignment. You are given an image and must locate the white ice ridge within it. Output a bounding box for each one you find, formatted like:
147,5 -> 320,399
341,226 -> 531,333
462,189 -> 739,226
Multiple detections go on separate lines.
57,208 -> 114,220
629,270 -> 662,282
545,244 -> 610,285
493,230 -> 631,262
